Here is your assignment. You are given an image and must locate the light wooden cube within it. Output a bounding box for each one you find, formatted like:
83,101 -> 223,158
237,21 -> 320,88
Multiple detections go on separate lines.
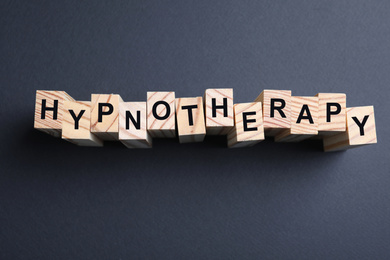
34,90 -> 74,137
323,106 -> 377,152
204,88 -> 234,135
254,90 -> 292,136
316,93 -> 346,136
119,102 -> 152,148
275,96 -> 319,142
90,94 -> 123,140
175,97 -> 206,143
62,101 -> 103,146
147,92 -> 176,138
227,102 -> 265,148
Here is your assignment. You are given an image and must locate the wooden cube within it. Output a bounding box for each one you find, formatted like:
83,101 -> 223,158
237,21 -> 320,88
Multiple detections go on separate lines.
90,94 -> 123,140
119,102 -> 152,148
62,101 -> 103,146
175,97 -> 206,143
254,90 -> 292,136
34,90 -> 74,137
316,93 -> 346,135
275,96 -> 319,142
204,88 -> 234,135
323,106 -> 377,152
147,92 -> 176,138
227,102 -> 265,148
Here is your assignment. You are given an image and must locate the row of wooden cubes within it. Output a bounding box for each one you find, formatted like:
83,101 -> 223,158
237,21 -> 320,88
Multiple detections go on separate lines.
34,89 -> 377,151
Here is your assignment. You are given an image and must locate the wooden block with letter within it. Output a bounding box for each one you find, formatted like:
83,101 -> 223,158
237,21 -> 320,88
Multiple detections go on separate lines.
62,101 -> 103,146
119,102 -> 152,148
34,90 -> 75,137
175,97 -> 206,143
323,106 -> 377,152
147,91 -> 176,138
204,88 -> 234,135
275,96 -> 319,142
254,90 -> 292,136
316,93 -> 346,136
227,102 -> 264,148
91,94 -> 123,141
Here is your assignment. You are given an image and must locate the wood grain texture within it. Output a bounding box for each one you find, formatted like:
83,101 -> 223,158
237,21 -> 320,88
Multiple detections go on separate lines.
316,93 -> 346,135
90,94 -> 123,141
119,102 -> 152,149
227,102 -> 264,148
62,101 -> 103,146
147,91 -> 176,138
275,96 -> 319,142
175,97 -> 206,143
204,88 -> 234,135
254,89 -> 291,136
34,90 -> 75,137
323,106 -> 377,152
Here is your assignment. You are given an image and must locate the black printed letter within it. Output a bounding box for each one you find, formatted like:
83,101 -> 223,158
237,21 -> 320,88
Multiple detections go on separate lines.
352,116 -> 369,136
69,109 -> 85,130
326,103 -> 341,122
296,105 -> 314,124
41,99 -> 58,120
243,112 -> 257,131
212,98 -> 228,117
270,98 -> 286,118
98,103 -> 113,122
152,101 -> 170,120
182,105 -> 198,126
126,111 -> 141,130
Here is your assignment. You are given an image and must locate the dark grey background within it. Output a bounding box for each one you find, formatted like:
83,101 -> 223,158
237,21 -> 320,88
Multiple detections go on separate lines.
1,0 -> 389,259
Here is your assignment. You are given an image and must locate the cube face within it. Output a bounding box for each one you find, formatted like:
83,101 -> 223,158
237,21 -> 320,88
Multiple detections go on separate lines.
119,102 -> 152,148
275,96 -> 319,142
175,97 -> 206,143
34,90 -> 74,137
147,92 -> 176,138
255,90 -> 291,135
290,96 -> 319,135
62,101 -> 103,146
227,102 -> 264,148
323,106 -> 377,152
90,94 -> 122,140
316,93 -> 346,134
204,88 -> 234,135
346,106 -> 377,145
